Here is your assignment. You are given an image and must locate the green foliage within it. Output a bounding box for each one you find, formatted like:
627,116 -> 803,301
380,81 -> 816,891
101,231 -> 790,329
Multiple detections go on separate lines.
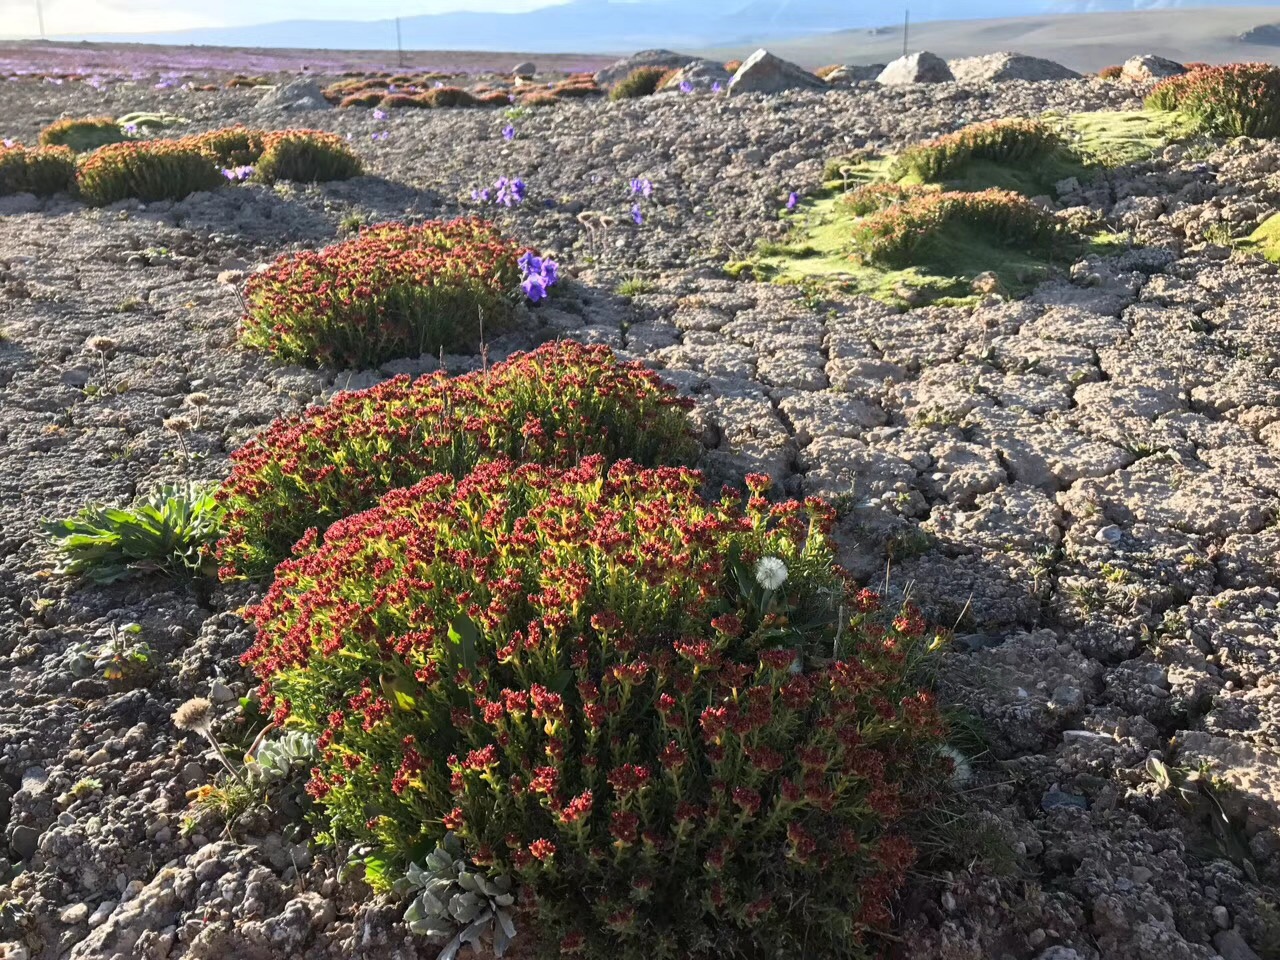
244,459 -> 945,960
116,111 -> 187,132
253,129 -> 364,183
850,188 -> 1065,268
1146,62 -> 1280,137
609,67 -> 668,100
75,139 -> 223,205
37,116 -> 128,152
42,483 -> 223,583
0,143 -> 76,196
214,341 -> 698,576
615,276 -> 654,297
892,118 -> 1064,183
238,218 -> 521,368
399,834 -> 518,960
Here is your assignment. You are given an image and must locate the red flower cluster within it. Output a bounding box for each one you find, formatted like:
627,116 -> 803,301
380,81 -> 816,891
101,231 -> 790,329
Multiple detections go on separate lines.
215,340 -> 697,575
244,453 -> 946,960
238,217 -> 521,368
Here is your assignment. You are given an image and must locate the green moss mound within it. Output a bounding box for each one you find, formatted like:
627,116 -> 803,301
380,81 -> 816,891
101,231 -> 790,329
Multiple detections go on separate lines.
1241,213 -> 1280,261
741,110 -> 1190,306
38,117 -> 128,153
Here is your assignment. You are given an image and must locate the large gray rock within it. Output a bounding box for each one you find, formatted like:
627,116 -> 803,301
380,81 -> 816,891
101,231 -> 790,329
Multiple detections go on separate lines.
594,49 -> 695,87
728,49 -> 825,95
660,58 -> 731,92
876,51 -> 954,85
1120,54 -> 1186,82
949,52 -> 1080,83
256,77 -> 330,111
511,61 -> 537,78
822,63 -> 885,85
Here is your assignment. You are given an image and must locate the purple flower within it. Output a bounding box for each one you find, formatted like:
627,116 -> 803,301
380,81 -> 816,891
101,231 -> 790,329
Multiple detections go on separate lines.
472,187 -> 492,203
370,131 -> 389,141
522,274 -> 548,302
503,124 -> 516,141
519,252 -> 560,303
221,165 -> 255,182
388,84 -> 398,93
712,81 -> 723,93
631,203 -> 644,225
629,178 -> 653,198
680,80 -> 694,94
123,123 -> 138,136
2,139 -> 14,149
372,108 -> 388,120
786,191 -> 800,211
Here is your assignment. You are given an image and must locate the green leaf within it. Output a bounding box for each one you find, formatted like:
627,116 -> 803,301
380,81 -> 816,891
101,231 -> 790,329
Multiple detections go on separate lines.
446,614 -> 478,672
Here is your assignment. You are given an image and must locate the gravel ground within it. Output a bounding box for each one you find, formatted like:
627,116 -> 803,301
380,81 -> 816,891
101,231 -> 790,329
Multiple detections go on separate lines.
0,71 -> 1278,960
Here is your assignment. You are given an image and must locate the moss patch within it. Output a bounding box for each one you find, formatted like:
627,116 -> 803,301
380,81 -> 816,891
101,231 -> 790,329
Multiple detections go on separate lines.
737,194 -> 1088,308
745,109 -> 1179,306
1241,213 -> 1280,261
1059,109 -> 1199,168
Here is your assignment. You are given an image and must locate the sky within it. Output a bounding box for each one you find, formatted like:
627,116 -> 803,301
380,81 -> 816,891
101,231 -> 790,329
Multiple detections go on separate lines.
2,0 -> 561,36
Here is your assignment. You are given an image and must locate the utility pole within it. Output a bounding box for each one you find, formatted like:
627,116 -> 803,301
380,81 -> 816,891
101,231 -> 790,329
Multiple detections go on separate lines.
36,0 -> 46,38
396,16 -> 404,68
903,8 -> 909,56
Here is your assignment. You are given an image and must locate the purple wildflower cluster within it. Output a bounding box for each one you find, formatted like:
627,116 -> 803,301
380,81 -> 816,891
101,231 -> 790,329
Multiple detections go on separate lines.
502,124 -> 516,141
787,191 -> 800,211
519,251 -> 559,303
472,176 -> 526,207
221,165 -> 255,182
629,177 -> 653,225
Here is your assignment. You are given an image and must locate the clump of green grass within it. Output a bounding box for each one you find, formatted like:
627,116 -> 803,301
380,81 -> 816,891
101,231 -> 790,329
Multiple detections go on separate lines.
892,118 -> 1064,183
616,276 -> 655,297
609,66 -> 668,100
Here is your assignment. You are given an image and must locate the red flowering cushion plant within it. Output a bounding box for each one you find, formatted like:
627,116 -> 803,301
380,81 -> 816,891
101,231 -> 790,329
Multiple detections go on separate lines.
1146,62 -> 1280,137
239,218 -> 525,369
244,457 -> 946,960
215,341 -> 698,577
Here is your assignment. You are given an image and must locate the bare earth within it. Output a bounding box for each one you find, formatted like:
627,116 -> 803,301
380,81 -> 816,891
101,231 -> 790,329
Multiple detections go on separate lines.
0,55 -> 1277,960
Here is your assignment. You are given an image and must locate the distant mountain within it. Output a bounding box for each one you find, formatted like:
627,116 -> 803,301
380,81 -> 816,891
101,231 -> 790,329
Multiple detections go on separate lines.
54,0 -> 1280,53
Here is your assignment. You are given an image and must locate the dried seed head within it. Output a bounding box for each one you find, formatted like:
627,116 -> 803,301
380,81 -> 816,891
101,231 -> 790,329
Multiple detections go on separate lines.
184,393 -> 210,408
172,697 -> 213,733
86,336 -> 117,354
163,416 -> 193,433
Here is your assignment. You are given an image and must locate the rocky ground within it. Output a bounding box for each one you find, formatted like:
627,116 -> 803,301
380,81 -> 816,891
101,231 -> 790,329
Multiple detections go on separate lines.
0,65 -> 1277,960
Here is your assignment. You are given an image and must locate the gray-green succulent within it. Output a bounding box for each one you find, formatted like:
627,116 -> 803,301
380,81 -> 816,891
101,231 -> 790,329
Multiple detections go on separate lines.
400,833 -> 518,960
245,730 -> 317,785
